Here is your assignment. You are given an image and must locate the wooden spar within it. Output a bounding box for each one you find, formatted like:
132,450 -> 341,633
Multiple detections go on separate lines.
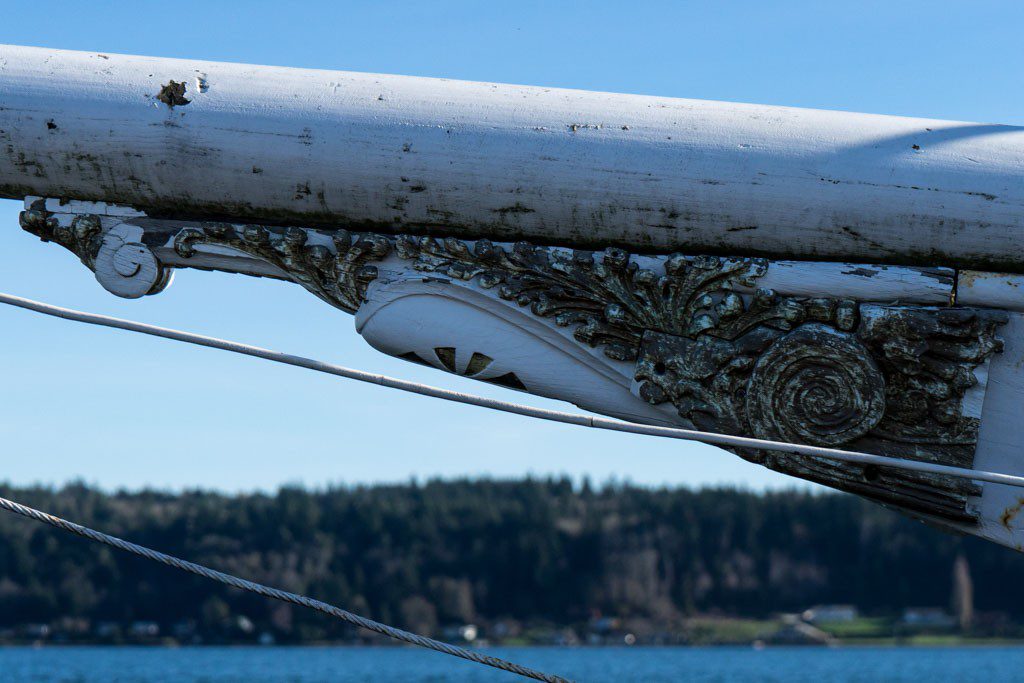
1,44 -> 1023,272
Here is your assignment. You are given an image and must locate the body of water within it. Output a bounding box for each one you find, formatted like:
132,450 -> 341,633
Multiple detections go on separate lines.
1,645 -> 1022,682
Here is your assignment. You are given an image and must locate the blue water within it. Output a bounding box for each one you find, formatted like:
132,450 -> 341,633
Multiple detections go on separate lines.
2,645 -> 1023,682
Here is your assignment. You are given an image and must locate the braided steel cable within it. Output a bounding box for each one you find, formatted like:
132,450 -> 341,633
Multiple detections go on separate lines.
0,494 -> 570,683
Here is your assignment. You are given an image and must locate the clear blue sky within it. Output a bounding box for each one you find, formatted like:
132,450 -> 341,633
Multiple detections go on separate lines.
1,1 -> 1022,493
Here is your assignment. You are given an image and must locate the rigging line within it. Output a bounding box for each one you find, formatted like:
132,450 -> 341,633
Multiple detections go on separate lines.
2,290 -> 1023,490
0,494 -> 570,683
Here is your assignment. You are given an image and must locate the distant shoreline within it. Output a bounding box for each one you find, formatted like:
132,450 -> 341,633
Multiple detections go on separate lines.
4,640 -> 1024,648
2,481 -> 1022,651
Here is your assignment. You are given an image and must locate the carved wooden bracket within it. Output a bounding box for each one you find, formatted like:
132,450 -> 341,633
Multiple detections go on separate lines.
20,198 -> 1012,531
20,200 -> 171,298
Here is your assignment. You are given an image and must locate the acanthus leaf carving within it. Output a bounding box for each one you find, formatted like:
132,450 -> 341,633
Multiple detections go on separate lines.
364,229 -> 1005,525
21,202 -> 103,271
633,300 -> 1006,526
36,216 -> 1005,526
173,224 -> 389,313
393,237 -> 780,363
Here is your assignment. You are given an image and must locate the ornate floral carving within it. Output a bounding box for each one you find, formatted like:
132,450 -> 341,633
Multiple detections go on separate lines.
20,208 -> 1014,526
857,306 -> 1004,446
394,238 -> 782,362
169,225 -> 788,361
20,202 -> 103,271
633,301 -> 1006,526
174,224 -> 389,313
159,222 -> 1008,523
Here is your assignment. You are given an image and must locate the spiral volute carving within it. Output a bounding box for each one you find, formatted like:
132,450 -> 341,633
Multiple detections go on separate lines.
745,324 -> 885,447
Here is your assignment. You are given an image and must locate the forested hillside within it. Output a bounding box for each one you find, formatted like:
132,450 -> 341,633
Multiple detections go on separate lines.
0,480 -> 1021,644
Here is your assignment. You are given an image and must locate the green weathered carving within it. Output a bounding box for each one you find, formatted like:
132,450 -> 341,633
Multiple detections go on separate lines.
20,203 -> 103,271
163,222 -> 1010,523
174,224 -> 389,313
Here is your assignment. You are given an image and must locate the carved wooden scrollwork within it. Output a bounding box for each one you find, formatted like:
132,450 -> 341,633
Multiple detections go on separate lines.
22,205 -> 1010,525
20,203 -> 102,270
634,303 -> 1006,525
746,324 -> 886,447
173,225 -> 388,313
20,202 -> 170,298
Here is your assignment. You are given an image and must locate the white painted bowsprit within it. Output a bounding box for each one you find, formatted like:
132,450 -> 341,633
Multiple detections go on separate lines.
1,44 -> 1022,271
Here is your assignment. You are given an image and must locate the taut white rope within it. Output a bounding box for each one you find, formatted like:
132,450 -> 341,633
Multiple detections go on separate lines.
3,290 -> 1023,490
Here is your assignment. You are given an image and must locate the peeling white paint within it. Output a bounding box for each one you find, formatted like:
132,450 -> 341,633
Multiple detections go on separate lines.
1,45 -> 1022,270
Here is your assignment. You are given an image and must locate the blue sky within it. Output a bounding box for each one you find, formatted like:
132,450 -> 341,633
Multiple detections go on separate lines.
1,1 -> 1022,493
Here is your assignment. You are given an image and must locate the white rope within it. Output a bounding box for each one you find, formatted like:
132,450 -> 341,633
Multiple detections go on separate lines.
2,291 -> 1023,490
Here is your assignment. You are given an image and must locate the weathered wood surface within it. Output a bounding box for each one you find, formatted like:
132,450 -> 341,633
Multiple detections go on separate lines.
959,271 -> 1024,312
2,45 -> 1024,271
970,312 -> 1024,549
